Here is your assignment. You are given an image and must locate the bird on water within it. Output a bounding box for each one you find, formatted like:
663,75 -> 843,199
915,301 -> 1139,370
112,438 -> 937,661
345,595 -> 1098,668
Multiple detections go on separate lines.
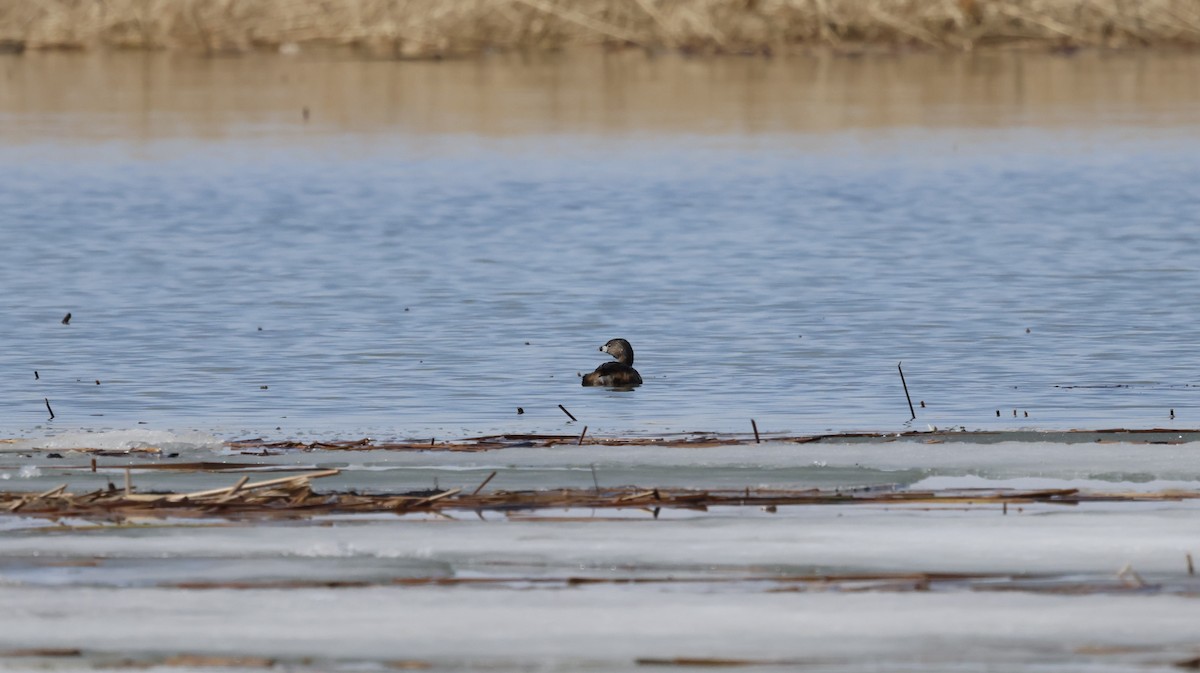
582,338 -> 642,388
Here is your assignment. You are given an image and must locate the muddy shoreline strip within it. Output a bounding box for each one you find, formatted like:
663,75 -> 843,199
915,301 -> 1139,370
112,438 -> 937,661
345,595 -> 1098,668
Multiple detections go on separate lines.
222,428 -> 1200,453
4,428 -> 1199,457
3,0 -> 1199,57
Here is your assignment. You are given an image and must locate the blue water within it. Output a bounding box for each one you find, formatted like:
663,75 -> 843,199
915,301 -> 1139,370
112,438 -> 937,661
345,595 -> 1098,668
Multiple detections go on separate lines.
2,56 -> 1199,441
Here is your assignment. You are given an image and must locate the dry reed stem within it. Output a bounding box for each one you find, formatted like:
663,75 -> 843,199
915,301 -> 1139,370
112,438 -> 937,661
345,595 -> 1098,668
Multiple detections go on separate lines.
2,0 -> 1200,56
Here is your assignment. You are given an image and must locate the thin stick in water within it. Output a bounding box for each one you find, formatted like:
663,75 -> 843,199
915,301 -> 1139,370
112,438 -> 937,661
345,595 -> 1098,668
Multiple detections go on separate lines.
558,404 -> 578,421
1188,553 -> 1195,576
898,362 -> 916,420
471,470 -> 497,496
226,475 -> 250,498
124,468 -> 132,496
44,398 -> 54,420
590,463 -> 600,494
751,419 -> 760,444
578,426 -> 588,445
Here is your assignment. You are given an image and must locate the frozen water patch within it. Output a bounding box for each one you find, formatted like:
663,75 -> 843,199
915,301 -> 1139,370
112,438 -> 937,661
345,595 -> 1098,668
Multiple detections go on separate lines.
6,504 -> 1200,576
0,465 -> 41,482
4,429 -> 223,454
1,586 -> 1199,671
912,474 -> 1200,492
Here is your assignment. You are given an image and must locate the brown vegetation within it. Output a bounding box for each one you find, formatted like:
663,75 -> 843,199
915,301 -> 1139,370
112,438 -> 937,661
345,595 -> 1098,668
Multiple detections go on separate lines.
1,0 -> 1199,57
1,465 -> 1193,523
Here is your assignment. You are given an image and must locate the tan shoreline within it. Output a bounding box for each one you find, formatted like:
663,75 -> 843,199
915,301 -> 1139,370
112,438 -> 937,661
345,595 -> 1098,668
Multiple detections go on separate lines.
2,0 -> 1200,58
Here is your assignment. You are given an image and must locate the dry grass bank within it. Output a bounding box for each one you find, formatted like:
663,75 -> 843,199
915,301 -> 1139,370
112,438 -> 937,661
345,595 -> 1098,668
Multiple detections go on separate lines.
2,0 -> 1200,57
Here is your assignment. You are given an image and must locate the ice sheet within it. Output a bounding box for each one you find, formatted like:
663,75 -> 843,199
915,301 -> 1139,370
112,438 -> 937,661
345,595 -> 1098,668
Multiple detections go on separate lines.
2,586 -> 1199,672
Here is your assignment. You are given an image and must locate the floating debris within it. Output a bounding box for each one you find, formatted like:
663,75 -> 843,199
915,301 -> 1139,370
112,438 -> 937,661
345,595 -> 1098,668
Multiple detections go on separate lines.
4,473 -> 1194,523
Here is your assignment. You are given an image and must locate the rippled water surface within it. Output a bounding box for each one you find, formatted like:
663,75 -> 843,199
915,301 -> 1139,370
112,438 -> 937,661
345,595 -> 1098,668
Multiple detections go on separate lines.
2,50 -> 1199,441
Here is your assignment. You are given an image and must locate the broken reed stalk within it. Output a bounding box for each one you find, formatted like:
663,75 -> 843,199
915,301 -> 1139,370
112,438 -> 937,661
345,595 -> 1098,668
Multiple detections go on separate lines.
898,362 -> 916,420
751,419 -> 760,444
590,463 -> 600,494
578,426 -> 588,445
1117,562 -> 1147,588
36,484 -> 68,499
558,404 -> 578,422
471,470 -> 497,496
124,468 -> 132,496
219,475 -> 251,502
44,398 -> 54,420
615,489 -> 657,502
168,469 -> 341,502
406,487 -> 462,508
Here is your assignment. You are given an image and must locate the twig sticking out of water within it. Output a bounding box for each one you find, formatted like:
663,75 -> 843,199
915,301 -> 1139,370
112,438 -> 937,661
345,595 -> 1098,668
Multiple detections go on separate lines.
61,313 -> 71,325
751,419 -> 760,444
898,362 -> 916,420
124,468 -> 132,496
471,471 -> 497,496
578,426 -> 588,445
44,398 -> 54,420
590,463 -> 600,494
222,476 -> 250,501
558,404 -> 578,422
34,371 -> 38,380
1116,562 -> 1147,588
1188,553 -> 1195,576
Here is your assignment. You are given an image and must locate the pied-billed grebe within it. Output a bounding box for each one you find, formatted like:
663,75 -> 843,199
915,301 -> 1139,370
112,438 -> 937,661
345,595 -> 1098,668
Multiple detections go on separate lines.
582,338 -> 643,387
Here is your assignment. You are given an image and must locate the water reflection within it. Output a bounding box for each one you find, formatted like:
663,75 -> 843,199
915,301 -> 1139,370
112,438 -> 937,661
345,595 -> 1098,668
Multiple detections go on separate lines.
2,49 -> 1199,142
